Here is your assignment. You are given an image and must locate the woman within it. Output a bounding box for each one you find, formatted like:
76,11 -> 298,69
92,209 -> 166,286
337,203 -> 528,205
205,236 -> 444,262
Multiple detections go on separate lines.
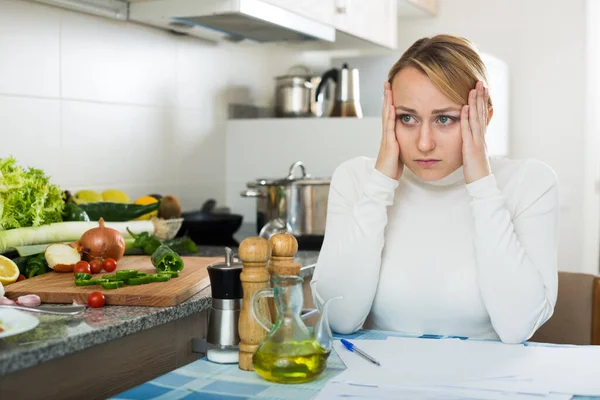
311,34 -> 559,344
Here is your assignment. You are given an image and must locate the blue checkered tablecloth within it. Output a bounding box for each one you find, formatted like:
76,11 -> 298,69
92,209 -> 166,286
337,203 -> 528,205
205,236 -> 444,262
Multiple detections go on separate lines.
110,329 -> 598,400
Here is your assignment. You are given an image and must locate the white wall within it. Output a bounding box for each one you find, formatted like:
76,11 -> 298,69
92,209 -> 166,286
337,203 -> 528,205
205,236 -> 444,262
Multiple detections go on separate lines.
0,0 -> 329,211
391,0 -> 590,272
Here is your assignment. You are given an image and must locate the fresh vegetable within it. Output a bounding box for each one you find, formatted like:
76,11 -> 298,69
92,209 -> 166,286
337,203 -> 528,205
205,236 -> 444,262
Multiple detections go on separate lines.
88,292 -> 105,308
0,255 -> 21,285
74,261 -> 91,275
126,276 -> 149,285
164,236 -> 198,254
151,244 -> 184,272
101,281 -> 124,290
62,203 -> 90,222
14,253 -> 49,278
133,196 -> 159,220
102,258 -> 117,272
74,272 -> 92,281
77,202 -> 161,222
115,269 -> 136,280
45,243 -> 81,272
15,243 -> 53,257
0,219 -> 159,254
17,274 -> 26,282
0,296 -> 15,305
128,228 -> 198,256
16,294 -> 40,307
127,228 -> 163,255
0,156 -> 64,230
73,268 -> 176,289
148,274 -> 170,283
89,259 -> 103,274
77,219 -> 125,262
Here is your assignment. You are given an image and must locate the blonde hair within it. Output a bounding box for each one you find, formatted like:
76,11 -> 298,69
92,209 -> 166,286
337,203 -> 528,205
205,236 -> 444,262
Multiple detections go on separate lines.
388,34 -> 492,108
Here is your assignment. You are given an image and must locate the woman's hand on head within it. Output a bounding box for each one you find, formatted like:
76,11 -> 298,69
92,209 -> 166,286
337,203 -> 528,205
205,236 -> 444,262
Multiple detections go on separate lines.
375,81 -> 404,180
461,81 -> 492,184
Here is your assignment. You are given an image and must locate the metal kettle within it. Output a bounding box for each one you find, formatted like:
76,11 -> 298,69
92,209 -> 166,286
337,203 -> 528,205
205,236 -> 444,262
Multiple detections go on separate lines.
315,63 -> 363,118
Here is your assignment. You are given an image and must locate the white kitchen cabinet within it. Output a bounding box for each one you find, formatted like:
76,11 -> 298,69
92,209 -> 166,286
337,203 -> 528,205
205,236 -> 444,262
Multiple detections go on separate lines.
334,0 -> 398,49
260,0 -> 335,26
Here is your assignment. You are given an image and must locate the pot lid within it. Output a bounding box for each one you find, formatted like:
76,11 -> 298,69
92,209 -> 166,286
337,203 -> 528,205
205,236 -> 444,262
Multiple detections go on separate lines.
249,161 -> 331,186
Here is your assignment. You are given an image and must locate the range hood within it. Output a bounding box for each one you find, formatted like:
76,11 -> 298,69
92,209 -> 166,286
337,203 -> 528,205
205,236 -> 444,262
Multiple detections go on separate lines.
129,0 -> 336,43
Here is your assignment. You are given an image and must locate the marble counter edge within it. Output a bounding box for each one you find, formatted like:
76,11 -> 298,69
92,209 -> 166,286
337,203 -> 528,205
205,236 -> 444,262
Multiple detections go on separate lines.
0,248 -> 319,377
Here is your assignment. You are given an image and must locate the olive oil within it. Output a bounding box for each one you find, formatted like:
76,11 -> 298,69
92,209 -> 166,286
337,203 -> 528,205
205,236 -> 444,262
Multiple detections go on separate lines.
252,339 -> 331,384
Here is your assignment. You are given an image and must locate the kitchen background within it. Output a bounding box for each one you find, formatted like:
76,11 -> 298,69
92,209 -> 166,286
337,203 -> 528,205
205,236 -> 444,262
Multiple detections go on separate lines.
1,0 -> 598,274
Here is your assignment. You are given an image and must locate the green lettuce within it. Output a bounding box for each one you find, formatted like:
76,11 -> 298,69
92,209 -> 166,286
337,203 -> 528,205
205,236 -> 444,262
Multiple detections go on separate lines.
0,156 -> 64,230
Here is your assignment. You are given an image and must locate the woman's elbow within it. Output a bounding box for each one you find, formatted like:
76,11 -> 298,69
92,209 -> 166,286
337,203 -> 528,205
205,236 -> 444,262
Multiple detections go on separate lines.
330,317 -> 362,335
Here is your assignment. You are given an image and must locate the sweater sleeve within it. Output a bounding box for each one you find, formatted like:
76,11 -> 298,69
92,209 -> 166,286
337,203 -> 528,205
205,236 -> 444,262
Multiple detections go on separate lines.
311,158 -> 399,334
467,160 -> 559,344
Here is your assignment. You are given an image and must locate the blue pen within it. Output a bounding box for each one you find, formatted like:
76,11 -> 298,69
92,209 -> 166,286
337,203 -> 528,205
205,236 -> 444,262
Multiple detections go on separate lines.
340,339 -> 381,366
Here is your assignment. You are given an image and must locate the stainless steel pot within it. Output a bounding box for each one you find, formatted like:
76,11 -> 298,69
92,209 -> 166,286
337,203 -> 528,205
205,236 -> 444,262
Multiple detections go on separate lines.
240,161 -> 330,237
274,65 -> 331,118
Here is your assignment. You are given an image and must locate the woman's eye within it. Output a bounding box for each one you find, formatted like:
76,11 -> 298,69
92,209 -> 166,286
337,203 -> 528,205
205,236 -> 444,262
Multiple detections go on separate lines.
436,115 -> 456,126
398,114 -> 416,124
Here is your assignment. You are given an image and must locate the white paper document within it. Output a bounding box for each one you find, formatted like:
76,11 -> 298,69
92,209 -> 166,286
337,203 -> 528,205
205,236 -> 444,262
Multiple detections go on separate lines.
318,336 -> 599,398
315,381 -> 573,400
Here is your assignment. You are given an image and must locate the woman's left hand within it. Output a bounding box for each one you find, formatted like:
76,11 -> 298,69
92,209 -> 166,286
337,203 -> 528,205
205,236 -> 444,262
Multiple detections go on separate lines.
461,81 -> 492,184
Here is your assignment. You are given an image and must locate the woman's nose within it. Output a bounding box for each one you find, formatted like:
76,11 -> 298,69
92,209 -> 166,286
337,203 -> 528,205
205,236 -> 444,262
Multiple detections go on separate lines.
417,126 -> 436,152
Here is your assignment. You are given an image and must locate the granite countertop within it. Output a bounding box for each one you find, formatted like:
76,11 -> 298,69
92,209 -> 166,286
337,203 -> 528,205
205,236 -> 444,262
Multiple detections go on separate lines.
0,246 -> 319,377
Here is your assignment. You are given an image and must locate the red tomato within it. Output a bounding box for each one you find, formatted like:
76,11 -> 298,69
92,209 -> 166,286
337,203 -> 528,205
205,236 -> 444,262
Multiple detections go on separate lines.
103,258 -> 117,273
88,292 -> 105,308
17,274 -> 26,282
74,261 -> 91,274
89,259 -> 103,274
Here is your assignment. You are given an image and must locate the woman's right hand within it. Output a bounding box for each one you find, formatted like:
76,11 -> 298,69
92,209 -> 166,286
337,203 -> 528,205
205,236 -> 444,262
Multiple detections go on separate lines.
375,81 -> 403,180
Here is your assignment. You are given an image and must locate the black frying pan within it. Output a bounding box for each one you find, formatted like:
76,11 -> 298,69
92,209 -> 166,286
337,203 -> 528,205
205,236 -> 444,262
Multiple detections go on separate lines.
177,200 -> 243,245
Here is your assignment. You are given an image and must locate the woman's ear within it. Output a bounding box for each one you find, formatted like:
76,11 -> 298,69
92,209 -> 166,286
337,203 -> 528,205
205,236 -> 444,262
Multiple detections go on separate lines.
487,107 -> 494,127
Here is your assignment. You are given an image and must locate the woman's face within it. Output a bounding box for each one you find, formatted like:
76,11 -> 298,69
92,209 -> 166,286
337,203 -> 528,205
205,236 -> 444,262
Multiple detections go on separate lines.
391,67 -> 464,182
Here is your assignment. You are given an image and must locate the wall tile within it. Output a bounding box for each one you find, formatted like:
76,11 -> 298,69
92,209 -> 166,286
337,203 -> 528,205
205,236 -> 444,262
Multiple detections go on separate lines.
60,11 -> 177,106
0,95 -> 62,181
0,1 -> 60,97
60,100 -> 177,189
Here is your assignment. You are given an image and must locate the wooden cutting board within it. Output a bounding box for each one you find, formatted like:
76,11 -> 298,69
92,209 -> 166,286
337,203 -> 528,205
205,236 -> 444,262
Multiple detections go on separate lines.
4,256 -> 223,307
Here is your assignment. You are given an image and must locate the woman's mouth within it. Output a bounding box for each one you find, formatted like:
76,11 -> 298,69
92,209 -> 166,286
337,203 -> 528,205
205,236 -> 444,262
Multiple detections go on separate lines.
415,159 -> 440,167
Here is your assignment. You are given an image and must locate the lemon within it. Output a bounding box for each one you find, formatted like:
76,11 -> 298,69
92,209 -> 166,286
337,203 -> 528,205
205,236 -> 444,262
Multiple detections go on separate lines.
134,195 -> 159,220
102,189 -> 131,203
0,255 -> 20,285
73,190 -> 103,204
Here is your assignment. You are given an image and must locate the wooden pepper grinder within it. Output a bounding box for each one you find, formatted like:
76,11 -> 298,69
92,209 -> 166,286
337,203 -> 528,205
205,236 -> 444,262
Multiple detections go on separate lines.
267,233 -> 301,321
238,237 -> 271,371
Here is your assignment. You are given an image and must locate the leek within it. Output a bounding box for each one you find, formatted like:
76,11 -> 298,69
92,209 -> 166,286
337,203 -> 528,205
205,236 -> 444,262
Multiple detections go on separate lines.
0,220 -> 155,254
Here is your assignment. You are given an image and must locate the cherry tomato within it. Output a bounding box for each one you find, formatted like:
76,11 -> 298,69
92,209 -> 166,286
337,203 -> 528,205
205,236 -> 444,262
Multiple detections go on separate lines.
17,274 -> 26,282
89,259 -> 103,274
103,258 -> 117,273
74,261 -> 91,274
88,291 -> 105,308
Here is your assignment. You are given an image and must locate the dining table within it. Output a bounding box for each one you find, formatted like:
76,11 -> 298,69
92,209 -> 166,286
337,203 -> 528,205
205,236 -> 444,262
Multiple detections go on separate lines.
109,328 -> 599,400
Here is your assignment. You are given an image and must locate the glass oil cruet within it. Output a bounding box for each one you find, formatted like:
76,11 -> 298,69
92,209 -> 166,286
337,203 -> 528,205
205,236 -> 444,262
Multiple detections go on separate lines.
250,274 -> 339,384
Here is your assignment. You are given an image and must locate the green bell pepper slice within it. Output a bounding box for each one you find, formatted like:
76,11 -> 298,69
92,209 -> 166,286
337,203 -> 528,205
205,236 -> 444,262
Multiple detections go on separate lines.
151,244 -> 184,272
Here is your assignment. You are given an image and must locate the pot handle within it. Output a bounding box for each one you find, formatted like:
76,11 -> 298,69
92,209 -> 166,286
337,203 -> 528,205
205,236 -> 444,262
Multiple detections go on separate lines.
240,189 -> 265,198
287,161 -> 310,180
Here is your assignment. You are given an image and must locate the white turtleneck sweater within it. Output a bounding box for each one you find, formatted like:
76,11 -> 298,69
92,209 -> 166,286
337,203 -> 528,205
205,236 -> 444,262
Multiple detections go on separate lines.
311,156 -> 559,344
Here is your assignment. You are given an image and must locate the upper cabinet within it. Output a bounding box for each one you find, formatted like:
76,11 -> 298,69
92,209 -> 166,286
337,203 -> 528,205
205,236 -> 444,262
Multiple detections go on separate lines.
260,0 -> 335,26
28,0 -> 437,50
334,0 -> 398,49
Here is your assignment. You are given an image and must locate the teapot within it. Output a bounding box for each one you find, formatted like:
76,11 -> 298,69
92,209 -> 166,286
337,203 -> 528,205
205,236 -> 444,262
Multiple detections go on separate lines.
315,63 -> 363,118
250,274 -> 341,384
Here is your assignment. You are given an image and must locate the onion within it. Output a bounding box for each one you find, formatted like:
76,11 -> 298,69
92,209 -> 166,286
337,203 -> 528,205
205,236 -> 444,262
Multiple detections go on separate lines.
45,243 -> 81,272
77,218 -> 126,262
